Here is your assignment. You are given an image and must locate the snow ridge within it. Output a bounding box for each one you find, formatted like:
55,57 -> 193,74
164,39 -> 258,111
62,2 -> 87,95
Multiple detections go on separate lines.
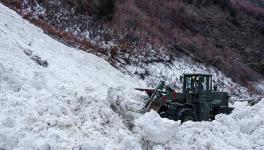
135,100 -> 264,150
0,3 -> 263,150
0,3 -> 142,149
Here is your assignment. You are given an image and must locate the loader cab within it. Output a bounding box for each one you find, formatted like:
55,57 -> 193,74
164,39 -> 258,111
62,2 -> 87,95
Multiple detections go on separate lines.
181,74 -> 215,121
181,74 -> 212,94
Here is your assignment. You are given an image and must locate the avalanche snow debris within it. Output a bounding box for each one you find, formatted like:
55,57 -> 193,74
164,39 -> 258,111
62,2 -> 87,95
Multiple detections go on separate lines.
0,3 -> 143,150
134,110 -> 180,144
107,87 -> 148,113
134,99 -> 264,150
0,2 -> 264,150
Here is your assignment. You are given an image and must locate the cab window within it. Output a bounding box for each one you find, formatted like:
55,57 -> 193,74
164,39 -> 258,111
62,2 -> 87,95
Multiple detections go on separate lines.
186,77 -> 192,91
201,77 -> 207,91
209,76 -> 212,91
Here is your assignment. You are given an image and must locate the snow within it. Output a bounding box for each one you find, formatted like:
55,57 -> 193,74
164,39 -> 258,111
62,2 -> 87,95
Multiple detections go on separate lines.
255,81 -> 264,95
134,99 -> 264,150
0,3 -> 143,150
0,3 -> 263,150
134,111 -> 180,144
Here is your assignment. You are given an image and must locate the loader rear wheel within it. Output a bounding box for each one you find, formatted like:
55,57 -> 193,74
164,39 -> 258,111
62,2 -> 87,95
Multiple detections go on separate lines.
177,108 -> 196,123
212,106 -> 234,120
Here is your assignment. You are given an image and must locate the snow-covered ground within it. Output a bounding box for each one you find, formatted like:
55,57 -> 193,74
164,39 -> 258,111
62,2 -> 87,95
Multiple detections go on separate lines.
0,3 -> 144,149
0,3 -> 263,150
135,100 -> 264,150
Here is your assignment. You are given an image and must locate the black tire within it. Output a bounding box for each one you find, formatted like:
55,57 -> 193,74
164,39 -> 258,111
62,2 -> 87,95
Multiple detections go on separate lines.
177,108 -> 196,123
158,106 -> 168,118
212,106 -> 234,120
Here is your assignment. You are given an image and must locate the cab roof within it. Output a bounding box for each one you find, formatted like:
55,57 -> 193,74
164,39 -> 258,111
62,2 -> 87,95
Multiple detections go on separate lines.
183,73 -> 212,77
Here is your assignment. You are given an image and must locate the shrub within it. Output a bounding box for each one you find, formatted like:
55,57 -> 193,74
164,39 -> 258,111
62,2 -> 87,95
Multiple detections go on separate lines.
230,0 -> 264,17
66,0 -> 116,20
111,0 -> 262,87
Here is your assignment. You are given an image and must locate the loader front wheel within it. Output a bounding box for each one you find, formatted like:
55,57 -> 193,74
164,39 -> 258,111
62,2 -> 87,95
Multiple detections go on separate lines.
158,106 -> 168,118
177,108 -> 196,123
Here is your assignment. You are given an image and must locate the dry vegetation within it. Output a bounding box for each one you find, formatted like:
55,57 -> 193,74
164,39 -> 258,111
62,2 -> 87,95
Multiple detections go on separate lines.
1,0 -> 263,92
111,0 -> 263,86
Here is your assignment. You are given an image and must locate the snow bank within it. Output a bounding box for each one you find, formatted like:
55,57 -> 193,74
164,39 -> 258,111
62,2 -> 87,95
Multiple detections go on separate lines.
134,99 -> 264,150
1,3 -> 263,150
134,111 -> 180,144
107,87 -> 148,113
0,3 -> 143,150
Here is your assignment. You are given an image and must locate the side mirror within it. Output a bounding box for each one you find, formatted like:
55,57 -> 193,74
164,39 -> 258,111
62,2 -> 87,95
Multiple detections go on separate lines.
213,85 -> 218,91
180,76 -> 183,82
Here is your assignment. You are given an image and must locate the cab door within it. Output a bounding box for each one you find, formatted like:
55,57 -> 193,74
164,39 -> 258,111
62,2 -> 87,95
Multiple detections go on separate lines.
198,76 -> 211,121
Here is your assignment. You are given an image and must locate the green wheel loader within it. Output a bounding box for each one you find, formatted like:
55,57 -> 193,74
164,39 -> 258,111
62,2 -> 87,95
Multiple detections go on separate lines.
136,74 -> 234,122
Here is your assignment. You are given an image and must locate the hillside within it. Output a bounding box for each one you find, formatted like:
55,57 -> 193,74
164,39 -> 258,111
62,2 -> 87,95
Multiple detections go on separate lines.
1,0 -> 263,94
0,2 -> 264,150
246,0 -> 264,7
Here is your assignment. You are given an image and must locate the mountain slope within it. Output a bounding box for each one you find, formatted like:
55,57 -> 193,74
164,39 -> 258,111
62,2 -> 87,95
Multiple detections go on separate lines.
5,0 -> 263,90
0,2 -> 264,150
246,0 -> 264,7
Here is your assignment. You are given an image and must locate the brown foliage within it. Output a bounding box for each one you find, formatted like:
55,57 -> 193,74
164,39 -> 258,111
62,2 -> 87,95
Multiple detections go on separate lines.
1,0 -> 22,9
230,0 -> 264,17
0,0 -> 111,57
111,0 -> 263,88
64,0 -> 115,20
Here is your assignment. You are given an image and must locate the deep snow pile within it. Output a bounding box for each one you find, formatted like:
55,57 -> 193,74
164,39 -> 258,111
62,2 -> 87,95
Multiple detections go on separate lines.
135,99 -> 264,150
1,3 -> 264,150
0,3 -> 144,149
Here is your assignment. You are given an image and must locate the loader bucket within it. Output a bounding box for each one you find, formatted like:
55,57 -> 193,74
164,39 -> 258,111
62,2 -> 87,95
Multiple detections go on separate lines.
135,88 -> 154,97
